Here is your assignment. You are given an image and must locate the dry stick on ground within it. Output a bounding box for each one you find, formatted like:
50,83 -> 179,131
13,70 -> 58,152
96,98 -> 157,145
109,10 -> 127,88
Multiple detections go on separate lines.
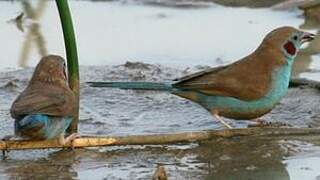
1,127 -> 320,150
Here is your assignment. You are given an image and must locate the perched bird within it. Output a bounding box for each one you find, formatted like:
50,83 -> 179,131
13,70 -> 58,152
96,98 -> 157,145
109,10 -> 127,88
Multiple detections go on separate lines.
10,55 -> 78,144
88,27 -> 315,128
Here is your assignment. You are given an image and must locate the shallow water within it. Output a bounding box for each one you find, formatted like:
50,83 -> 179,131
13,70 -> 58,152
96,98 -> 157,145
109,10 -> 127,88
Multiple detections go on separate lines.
1,63 -> 320,179
1,0 -> 320,179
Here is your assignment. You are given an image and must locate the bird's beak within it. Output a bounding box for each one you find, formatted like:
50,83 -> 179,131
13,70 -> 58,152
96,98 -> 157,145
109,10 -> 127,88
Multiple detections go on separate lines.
301,32 -> 316,43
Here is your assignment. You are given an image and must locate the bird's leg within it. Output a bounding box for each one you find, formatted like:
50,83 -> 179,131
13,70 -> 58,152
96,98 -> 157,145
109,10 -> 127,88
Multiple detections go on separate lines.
1,137 -> 9,159
59,133 -> 80,148
213,111 -> 233,129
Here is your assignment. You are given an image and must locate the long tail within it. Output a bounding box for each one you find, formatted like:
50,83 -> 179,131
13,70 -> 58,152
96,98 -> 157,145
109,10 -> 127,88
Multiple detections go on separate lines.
87,81 -> 173,91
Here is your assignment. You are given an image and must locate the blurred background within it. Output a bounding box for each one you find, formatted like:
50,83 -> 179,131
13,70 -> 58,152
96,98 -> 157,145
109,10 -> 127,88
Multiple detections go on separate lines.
0,0 -> 320,80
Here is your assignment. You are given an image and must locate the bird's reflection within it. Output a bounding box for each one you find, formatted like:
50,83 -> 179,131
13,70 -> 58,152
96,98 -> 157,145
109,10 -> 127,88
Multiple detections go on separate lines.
1,150 -> 77,179
194,138 -> 290,180
210,0 -> 286,8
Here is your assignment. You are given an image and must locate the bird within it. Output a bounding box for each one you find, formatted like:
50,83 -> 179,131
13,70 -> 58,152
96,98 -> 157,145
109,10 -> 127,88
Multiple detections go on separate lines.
10,55 -> 79,145
88,26 -> 315,128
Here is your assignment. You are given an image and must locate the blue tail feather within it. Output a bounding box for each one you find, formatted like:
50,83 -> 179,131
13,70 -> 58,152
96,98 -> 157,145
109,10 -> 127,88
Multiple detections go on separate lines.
15,114 -> 72,140
88,81 -> 173,91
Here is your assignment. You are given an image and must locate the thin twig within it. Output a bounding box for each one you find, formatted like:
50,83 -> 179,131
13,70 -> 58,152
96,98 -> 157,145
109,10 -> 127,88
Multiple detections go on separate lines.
1,127 -> 320,150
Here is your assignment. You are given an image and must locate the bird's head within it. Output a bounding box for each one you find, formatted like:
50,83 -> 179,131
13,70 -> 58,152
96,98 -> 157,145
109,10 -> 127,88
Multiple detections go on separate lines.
260,26 -> 315,63
30,55 -> 68,86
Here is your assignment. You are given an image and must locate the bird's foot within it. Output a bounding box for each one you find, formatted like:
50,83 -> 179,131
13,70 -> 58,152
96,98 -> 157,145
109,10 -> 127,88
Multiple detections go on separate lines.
59,133 -> 81,149
248,119 -> 291,128
213,112 -> 233,129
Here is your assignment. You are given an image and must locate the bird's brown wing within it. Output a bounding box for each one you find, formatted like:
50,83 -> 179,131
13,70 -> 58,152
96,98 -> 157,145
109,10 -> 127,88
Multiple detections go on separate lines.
173,65 -> 229,82
173,55 -> 273,101
11,86 -> 73,119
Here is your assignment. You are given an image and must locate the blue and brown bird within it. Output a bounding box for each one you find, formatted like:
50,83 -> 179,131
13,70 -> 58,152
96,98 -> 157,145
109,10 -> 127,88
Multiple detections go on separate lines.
88,27 -> 315,128
10,55 -> 79,144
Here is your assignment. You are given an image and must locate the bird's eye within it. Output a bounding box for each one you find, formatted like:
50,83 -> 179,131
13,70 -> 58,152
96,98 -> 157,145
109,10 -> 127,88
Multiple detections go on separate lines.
293,35 -> 298,40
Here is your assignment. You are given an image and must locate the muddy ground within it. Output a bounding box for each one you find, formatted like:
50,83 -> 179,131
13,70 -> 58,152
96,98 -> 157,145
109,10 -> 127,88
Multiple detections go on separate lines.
0,63 -> 319,179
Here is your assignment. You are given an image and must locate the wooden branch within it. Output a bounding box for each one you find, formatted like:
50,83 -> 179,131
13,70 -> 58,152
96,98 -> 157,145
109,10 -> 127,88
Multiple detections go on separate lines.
1,127 -> 320,150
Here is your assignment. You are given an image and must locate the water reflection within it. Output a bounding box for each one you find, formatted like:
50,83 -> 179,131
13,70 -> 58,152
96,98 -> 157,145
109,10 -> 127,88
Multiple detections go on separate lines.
292,2 -> 320,77
4,0 -> 318,80
0,150 -> 77,179
0,0 -> 310,70
211,0 -> 286,8
282,140 -> 320,180
3,138 -> 320,179
196,138 -> 290,180
300,1 -> 320,56
18,1 -> 48,68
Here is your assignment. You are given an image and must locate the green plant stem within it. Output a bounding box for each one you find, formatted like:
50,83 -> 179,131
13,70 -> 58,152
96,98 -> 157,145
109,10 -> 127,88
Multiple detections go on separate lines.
55,0 -> 79,133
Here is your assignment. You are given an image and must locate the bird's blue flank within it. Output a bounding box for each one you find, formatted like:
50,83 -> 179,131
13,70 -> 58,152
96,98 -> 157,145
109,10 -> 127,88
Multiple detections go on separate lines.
15,114 -> 72,140
185,59 -> 294,113
90,82 -> 173,91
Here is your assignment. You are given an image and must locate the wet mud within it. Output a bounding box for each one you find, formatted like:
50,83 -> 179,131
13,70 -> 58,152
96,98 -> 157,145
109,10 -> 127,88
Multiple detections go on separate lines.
0,63 -> 320,179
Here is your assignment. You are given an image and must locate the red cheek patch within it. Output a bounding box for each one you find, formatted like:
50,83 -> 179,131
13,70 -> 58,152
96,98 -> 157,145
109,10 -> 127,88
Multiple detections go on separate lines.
283,41 -> 296,56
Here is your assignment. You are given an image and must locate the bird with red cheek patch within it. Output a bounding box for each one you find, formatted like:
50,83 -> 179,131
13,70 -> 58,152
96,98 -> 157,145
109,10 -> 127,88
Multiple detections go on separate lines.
88,26 -> 315,129
10,55 -> 79,145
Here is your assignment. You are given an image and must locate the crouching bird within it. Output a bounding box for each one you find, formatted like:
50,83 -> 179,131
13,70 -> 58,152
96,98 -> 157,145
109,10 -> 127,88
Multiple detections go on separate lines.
10,55 -> 79,145
88,27 -> 315,128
